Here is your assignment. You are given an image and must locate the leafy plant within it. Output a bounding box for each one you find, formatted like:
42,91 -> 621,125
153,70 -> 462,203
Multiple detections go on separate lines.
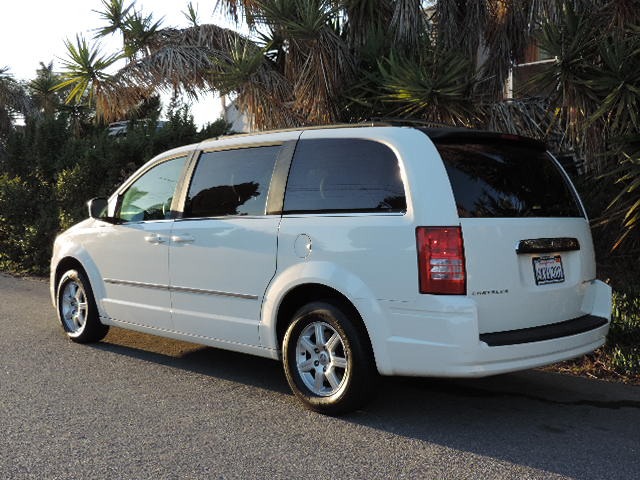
602,136 -> 640,251
608,289 -> 640,376
378,49 -> 478,125
55,34 -> 122,119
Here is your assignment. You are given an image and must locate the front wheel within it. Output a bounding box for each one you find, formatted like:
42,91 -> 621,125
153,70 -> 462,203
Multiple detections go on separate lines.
283,300 -> 377,415
56,269 -> 109,343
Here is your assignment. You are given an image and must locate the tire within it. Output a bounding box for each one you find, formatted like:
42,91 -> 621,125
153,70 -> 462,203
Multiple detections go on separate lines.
282,300 -> 377,415
56,269 -> 109,343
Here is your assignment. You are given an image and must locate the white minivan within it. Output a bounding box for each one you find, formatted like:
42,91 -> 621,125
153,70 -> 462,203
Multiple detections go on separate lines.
50,125 -> 612,414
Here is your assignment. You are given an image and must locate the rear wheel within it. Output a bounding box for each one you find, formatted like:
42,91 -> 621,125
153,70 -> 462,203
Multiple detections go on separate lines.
283,300 -> 376,415
56,269 -> 109,343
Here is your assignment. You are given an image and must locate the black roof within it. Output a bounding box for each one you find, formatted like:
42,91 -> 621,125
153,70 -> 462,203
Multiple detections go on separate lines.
417,127 -> 547,150
203,119 -> 547,150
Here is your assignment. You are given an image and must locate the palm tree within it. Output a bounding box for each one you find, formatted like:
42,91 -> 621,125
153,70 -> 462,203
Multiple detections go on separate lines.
55,34 -> 130,121
0,67 -> 32,142
525,1 -> 640,249
56,0 -> 161,122
28,62 -> 63,118
57,0 -> 485,129
55,1 -> 638,138
93,0 -> 135,38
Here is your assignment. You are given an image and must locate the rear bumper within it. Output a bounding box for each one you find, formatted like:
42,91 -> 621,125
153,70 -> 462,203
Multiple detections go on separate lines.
376,280 -> 612,377
479,314 -> 607,346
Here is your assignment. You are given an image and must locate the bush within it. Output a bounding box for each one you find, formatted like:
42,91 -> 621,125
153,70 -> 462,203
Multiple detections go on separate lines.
608,290 -> 640,376
0,174 -> 57,274
0,105 -> 230,274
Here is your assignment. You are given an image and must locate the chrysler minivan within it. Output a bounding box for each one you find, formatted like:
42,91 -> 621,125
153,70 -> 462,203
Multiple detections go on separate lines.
51,124 -> 612,414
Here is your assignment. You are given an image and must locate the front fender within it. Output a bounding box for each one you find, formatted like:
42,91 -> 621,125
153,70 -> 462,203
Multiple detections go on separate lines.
50,225 -> 108,318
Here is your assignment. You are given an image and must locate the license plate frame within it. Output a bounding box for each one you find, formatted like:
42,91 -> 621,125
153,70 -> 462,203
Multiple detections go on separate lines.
532,255 -> 565,285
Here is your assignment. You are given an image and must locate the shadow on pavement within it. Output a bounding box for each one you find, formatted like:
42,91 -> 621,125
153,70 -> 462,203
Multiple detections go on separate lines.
94,326 -> 640,480
93,326 -> 290,395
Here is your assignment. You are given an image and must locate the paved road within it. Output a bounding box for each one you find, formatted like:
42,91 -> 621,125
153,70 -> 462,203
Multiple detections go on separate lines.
1,273 -> 639,479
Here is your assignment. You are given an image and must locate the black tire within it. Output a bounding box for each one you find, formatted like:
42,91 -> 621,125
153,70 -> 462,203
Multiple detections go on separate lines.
282,300 -> 377,415
56,269 -> 109,343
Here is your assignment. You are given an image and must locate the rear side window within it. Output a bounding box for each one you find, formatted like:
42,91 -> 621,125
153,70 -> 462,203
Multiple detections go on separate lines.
185,146 -> 279,218
283,138 -> 406,214
437,143 -> 582,218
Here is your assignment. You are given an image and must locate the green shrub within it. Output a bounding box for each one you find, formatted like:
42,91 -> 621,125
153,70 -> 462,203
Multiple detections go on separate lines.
55,164 -> 92,231
1,103 -> 232,274
610,346 -> 640,376
0,174 -> 57,274
607,289 -> 640,376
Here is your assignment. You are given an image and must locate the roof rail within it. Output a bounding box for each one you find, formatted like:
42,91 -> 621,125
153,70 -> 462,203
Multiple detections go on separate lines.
201,121 -> 387,142
367,117 -> 458,129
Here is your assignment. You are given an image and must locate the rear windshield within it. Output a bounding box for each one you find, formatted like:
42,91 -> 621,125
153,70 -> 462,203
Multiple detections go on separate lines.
436,143 -> 583,218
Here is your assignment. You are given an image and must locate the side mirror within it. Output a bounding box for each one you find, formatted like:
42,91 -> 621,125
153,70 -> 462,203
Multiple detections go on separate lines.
87,197 -> 109,220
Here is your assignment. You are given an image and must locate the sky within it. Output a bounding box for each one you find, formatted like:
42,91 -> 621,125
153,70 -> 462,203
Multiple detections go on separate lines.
0,0 -> 244,125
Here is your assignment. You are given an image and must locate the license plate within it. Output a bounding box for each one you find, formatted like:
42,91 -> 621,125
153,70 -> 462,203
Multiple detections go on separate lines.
532,255 -> 565,285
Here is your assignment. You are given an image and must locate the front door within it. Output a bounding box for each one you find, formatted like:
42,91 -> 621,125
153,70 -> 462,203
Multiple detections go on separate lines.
86,155 -> 187,330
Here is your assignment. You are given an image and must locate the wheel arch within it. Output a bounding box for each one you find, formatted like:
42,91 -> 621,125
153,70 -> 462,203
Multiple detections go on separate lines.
54,257 -> 88,292
54,257 -> 110,342
275,284 -> 373,352
51,253 -> 107,319
261,274 -> 388,374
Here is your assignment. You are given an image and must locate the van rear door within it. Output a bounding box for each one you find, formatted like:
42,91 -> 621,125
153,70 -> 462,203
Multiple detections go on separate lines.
433,136 -> 597,335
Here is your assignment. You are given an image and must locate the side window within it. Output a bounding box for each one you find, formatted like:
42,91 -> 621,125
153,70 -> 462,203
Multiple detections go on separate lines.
118,156 -> 187,222
184,146 -> 280,218
283,138 -> 406,214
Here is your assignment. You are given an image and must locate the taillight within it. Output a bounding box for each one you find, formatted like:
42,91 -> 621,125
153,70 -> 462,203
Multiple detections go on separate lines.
416,226 -> 466,295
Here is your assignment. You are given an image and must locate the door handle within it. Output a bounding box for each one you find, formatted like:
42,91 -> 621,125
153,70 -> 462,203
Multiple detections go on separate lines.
144,233 -> 166,244
171,234 -> 195,244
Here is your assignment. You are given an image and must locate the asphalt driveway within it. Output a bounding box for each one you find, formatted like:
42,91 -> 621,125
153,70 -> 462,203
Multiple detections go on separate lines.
1,273 -> 639,479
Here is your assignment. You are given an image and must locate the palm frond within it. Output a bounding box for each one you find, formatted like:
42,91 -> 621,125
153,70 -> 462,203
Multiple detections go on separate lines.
182,2 -> 199,27
28,62 -> 63,116
378,49 -> 478,125
340,0 -> 393,48
55,35 -> 123,115
121,24 -> 248,94
122,9 -> 164,58
93,0 -> 135,38
255,0 -> 355,124
586,30 -> 640,134
90,24 -> 261,123
214,0 -> 262,27
389,0 -> 429,56
0,67 -> 34,132
434,0 -> 487,66
599,135 -> 640,251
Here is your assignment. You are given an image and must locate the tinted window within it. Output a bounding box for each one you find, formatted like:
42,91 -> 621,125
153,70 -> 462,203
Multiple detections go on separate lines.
185,146 -> 279,218
118,156 -> 187,222
437,143 -> 582,218
283,139 -> 406,213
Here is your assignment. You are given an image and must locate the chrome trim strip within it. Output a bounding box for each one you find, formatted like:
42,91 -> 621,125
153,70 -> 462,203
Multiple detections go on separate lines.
103,278 -> 258,300
104,278 -> 169,291
200,141 -> 284,153
171,285 -> 258,300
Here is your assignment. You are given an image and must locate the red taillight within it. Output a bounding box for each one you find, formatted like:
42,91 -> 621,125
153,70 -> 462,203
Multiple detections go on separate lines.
416,226 -> 466,295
